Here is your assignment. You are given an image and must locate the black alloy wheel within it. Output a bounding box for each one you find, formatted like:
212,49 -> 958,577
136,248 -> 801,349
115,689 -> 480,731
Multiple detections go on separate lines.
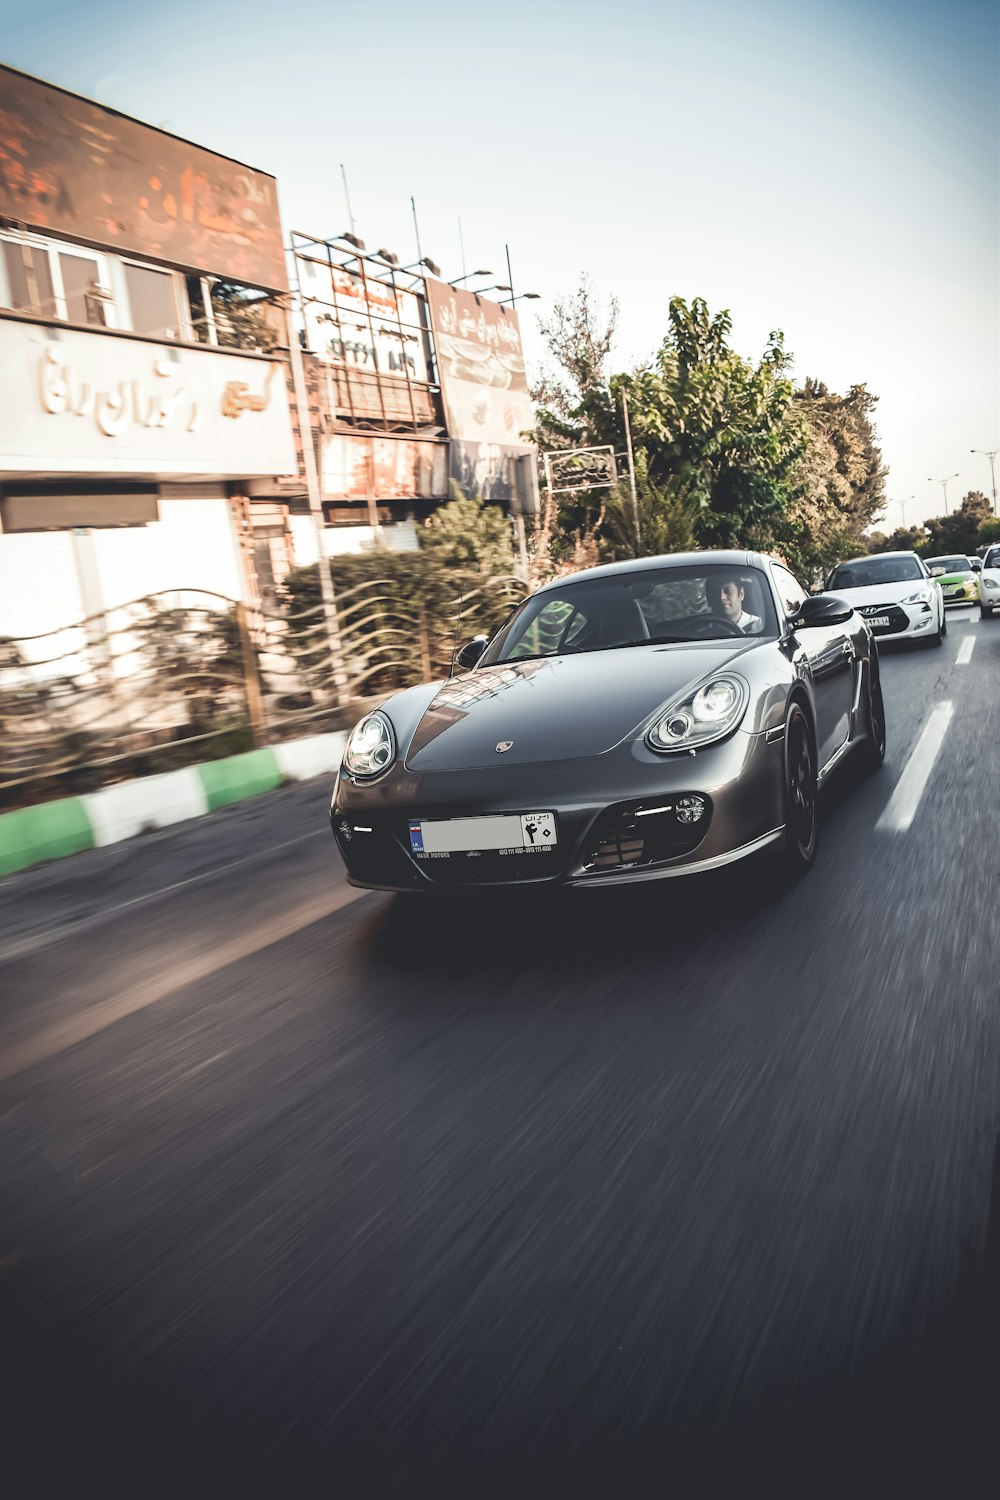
859,669 -> 887,773
777,702 -> 819,880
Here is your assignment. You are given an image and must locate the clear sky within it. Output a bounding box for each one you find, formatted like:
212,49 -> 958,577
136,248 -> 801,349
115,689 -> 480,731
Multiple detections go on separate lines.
2,0 -> 998,529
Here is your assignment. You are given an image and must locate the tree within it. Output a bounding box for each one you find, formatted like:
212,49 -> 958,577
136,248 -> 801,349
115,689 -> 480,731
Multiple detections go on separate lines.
601,451 -> 696,560
420,492 -> 516,575
620,297 -> 803,551
923,491 -> 993,556
977,516 -> 1000,548
868,525 -> 928,554
775,380 -> 887,579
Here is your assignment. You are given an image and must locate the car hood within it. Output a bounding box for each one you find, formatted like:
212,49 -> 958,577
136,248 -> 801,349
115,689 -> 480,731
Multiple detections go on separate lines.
403,642 -> 756,771
832,581 -> 931,607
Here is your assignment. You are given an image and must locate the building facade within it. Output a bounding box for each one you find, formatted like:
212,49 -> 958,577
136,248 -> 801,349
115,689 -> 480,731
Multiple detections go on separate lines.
0,62 -> 297,638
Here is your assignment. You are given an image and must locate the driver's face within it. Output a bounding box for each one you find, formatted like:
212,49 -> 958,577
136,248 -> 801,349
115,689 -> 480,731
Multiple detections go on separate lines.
717,581 -> 744,620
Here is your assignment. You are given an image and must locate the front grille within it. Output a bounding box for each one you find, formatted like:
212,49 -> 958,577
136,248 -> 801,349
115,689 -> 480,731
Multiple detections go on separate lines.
410,850 -> 564,885
587,830 -> 645,870
858,603 -> 909,635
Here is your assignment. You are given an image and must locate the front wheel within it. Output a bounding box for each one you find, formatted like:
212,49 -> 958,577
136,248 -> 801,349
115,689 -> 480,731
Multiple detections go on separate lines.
982,605 -> 993,619
858,671 -> 886,773
774,703 -> 819,882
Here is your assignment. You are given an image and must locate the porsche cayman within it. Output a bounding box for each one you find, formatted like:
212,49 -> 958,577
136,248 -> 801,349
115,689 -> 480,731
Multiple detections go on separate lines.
330,551 -> 885,891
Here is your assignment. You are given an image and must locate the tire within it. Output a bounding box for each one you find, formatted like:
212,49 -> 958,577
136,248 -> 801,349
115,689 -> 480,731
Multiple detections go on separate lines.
941,611 -> 947,636
982,605 -> 993,619
774,702 -> 819,882
858,669 -> 886,774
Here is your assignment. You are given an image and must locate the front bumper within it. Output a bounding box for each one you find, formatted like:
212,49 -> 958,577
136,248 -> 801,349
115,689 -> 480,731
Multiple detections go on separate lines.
331,728 -> 785,891
942,583 -> 978,605
857,600 -> 939,638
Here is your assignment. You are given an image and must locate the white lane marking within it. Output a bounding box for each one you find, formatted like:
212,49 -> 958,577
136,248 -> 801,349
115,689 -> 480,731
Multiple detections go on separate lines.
0,831 -> 326,965
876,701 -> 954,834
0,881 -> 373,1082
955,636 -> 975,665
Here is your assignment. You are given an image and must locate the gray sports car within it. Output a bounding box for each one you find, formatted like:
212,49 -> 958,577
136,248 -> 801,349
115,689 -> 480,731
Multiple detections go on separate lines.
330,550 -> 885,891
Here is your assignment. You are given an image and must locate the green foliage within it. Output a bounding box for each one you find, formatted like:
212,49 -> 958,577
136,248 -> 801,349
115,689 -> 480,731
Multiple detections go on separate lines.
618,297 -> 802,552
775,380 -> 887,579
420,491 -> 516,575
923,492 -> 993,556
977,515 -> 1000,546
868,526 -> 928,555
601,451 -> 697,560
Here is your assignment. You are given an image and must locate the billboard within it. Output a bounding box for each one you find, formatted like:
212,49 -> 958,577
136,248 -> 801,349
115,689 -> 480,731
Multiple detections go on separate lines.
298,255 -> 434,424
0,65 -> 287,290
424,281 -> 535,500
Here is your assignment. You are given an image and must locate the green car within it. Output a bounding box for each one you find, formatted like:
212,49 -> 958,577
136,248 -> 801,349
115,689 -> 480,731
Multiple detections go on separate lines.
925,555 -> 980,606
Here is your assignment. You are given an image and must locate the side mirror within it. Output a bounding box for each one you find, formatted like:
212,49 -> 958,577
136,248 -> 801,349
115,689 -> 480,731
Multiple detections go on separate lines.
452,634 -> 488,674
791,593 -> 854,629
970,559 -> 982,572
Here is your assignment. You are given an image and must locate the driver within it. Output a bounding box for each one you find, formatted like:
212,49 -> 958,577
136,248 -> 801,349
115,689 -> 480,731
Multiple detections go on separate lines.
711,574 -> 762,634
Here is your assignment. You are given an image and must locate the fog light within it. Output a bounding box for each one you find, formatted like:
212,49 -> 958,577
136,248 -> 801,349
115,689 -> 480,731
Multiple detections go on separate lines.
676,795 -> 707,824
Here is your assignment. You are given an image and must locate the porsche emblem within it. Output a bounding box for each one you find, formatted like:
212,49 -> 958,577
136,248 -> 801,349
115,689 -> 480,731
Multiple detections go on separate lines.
495,741 -> 514,753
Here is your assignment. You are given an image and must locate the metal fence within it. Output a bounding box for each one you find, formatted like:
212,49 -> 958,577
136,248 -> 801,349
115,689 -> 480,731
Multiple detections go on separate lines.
0,573 -> 528,808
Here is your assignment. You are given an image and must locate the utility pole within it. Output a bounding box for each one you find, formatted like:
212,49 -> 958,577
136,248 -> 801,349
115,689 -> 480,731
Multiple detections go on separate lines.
340,164 -> 356,237
621,386 -> 640,554
971,448 -> 999,515
928,473 -> 958,513
893,495 -> 914,530
284,295 -> 347,699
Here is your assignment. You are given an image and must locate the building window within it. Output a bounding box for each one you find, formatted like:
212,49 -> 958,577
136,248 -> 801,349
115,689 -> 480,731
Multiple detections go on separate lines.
2,239 -> 57,317
123,262 -> 181,338
0,234 -> 115,326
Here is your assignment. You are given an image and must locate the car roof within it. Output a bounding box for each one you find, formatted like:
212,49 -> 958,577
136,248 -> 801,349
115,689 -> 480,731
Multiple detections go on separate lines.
926,555 -> 970,564
535,549 -> 774,594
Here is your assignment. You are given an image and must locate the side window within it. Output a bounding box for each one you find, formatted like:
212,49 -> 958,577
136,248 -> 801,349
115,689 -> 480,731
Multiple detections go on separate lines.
771,564 -> 807,617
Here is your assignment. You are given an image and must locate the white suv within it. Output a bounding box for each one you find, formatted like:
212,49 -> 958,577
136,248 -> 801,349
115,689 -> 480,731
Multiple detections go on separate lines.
826,551 -> 946,645
980,544 -> 1000,619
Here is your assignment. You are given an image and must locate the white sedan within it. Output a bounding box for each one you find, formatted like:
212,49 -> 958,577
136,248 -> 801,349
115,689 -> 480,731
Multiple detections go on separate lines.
980,544 -> 1000,619
825,551 -> 946,646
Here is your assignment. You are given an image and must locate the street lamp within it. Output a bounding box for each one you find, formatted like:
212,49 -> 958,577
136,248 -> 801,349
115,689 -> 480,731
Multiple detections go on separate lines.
400,255 -> 442,277
892,495 -> 915,529
928,473 -> 959,513
337,231 -> 366,252
970,448 -> 999,515
499,291 -> 541,306
449,269 -> 493,287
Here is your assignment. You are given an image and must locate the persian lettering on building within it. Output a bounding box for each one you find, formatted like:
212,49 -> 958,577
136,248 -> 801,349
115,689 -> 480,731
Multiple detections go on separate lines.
298,256 -> 433,424
1,321 -> 295,475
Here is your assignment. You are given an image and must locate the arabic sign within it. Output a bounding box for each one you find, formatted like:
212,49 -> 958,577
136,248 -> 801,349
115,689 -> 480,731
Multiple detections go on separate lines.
424,281 -> 534,453
0,321 -> 296,476
0,65 -> 287,290
298,255 -> 433,423
543,445 -> 618,494
320,434 -> 448,501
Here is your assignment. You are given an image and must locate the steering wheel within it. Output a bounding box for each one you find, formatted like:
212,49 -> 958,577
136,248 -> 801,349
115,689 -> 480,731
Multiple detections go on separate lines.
682,614 -> 747,640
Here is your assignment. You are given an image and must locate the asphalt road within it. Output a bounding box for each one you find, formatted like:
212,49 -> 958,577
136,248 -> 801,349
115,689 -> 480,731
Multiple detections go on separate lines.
2,607 -> 999,1493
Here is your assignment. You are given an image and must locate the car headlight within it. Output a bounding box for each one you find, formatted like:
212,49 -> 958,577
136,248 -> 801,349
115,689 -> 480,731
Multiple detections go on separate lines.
901,588 -> 933,605
343,710 -> 396,779
646,675 -> 750,755
982,576 -> 999,590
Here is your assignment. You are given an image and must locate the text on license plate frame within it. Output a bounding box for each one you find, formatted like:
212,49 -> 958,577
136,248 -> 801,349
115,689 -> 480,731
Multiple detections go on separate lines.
409,812 -> 558,855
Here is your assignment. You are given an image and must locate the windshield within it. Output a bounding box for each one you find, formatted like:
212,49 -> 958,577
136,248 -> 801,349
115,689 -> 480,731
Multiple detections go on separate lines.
985,548 -> 1000,570
828,556 -> 924,588
482,564 -> 778,665
926,557 -> 971,574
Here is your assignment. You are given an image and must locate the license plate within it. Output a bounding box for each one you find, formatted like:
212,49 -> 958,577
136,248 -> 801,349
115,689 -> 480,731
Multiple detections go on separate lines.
867,615 -> 890,627
409,812 -> 557,855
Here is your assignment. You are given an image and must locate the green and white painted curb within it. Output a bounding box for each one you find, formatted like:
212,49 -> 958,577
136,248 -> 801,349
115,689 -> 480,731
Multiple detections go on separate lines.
0,732 -> 346,879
